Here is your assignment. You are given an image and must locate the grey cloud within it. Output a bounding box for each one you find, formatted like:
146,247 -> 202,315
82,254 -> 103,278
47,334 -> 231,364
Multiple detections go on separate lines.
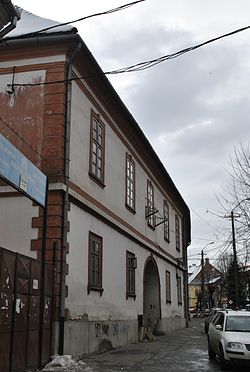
93,23 -> 250,254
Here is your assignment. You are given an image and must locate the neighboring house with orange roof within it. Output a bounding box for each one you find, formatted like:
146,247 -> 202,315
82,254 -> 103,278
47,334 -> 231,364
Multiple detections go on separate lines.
188,258 -> 221,310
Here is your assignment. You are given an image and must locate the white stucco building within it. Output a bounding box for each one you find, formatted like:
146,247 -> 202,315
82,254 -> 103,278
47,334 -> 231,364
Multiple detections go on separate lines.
0,8 -> 191,368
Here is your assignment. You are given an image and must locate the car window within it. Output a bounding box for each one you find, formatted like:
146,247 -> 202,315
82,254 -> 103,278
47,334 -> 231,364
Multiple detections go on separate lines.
212,312 -> 222,325
214,313 -> 224,327
211,310 -> 218,321
225,315 -> 250,332
210,310 -> 216,319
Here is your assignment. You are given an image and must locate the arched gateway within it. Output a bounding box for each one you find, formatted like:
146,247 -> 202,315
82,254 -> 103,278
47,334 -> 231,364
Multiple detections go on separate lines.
143,256 -> 161,334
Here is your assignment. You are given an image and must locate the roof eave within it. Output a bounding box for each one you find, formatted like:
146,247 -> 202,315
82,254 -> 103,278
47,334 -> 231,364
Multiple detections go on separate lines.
0,31 -> 191,243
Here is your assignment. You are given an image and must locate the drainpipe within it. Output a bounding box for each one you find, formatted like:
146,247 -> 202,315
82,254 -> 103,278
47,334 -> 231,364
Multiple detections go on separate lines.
182,218 -> 191,328
0,0 -> 20,38
58,42 -> 81,355
183,264 -> 189,327
39,181 -> 48,368
0,14 -> 18,37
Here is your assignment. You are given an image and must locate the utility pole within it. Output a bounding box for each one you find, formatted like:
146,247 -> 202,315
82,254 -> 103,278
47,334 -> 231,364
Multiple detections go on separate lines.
199,241 -> 214,312
208,198 -> 249,309
231,210 -> 239,308
224,209 -> 241,309
227,198 -> 250,308
201,250 -> 205,312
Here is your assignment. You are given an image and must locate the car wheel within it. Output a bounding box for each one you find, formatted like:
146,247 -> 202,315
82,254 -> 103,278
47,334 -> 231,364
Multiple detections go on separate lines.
219,345 -> 228,370
208,339 -> 216,359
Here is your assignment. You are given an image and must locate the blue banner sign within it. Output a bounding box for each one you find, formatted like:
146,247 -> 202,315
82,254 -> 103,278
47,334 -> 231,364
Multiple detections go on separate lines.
0,134 -> 47,207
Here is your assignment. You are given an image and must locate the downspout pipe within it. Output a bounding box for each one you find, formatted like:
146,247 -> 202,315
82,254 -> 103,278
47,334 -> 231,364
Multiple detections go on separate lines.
182,216 -> 191,328
58,41 -> 81,355
0,15 -> 18,38
0,1 -> 20,38
184,242 -> 191,327
39,180 -> 48,367
1,0 -> 20,16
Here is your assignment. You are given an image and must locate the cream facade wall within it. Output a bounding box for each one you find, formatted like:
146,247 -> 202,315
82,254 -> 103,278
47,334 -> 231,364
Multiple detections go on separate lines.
65,203 -> 185,355
0,192 -> 38,258
69,79 -> 183,260
0,55 -> 65,69
65,76 -> 186,355
0,69 -> 46,94
66,203 -> 183,320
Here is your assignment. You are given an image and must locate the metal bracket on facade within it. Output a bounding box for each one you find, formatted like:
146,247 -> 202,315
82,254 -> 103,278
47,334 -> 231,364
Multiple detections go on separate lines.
155,216 -> 167,227
177,258 -> 184,268
145,206 -> 158,219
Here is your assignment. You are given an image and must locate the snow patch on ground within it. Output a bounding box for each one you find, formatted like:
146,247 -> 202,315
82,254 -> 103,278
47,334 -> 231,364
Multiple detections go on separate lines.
42,355 -> 94,371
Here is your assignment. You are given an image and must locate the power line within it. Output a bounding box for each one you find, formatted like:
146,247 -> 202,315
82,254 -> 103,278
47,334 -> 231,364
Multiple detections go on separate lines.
3,1 -> 146,41
191,236 -> 215,242
35,0 -> 146,35
190,207 -> 226,236
188,240 -> 228,259
106,24 -> 250,73
191,235 -> 230,244
6,23 -> 250,89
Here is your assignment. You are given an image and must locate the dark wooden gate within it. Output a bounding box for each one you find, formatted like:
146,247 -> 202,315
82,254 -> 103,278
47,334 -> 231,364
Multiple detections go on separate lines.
0,247 -> 53,372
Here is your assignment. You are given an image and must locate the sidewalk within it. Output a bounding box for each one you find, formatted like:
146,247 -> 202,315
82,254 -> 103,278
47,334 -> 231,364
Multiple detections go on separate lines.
41,319 -> 212,372
83,318 -> 211,372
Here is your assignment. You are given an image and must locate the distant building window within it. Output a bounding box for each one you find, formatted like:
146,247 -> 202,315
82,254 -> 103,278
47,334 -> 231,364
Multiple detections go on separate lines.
166,270 -> 171,303
146,180 -> 155,228
175,215 -> 180,251
164,201 -> 170,242
89,110 -> 105,186
177,275 -> 182,305
88,232 -> 103,295
126,153 -> 136,211
126,251 -> 137,298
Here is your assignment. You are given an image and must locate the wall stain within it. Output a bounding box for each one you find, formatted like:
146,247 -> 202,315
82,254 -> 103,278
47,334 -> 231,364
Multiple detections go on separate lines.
95,322 -> 110,341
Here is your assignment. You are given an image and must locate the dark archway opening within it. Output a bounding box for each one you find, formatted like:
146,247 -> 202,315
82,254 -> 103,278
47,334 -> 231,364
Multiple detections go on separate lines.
143,257 -> 161,334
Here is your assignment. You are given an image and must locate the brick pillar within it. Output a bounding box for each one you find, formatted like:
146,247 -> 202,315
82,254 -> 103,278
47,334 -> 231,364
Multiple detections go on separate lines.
31,190 -> 65,320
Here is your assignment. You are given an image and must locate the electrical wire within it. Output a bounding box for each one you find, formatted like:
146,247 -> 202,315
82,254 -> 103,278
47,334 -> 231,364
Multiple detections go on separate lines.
188,241 -> 228,259
35,0 -> 146,35
191,236 -> 216,242
191,235 -> 230,244
3,0 -> 146,40
113,24 -> 250,73
6,23 -> 250,89
190,207 -> 226,236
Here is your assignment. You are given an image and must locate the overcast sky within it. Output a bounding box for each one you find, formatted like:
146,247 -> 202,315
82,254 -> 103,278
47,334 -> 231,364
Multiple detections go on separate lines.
14,0 -> 250,268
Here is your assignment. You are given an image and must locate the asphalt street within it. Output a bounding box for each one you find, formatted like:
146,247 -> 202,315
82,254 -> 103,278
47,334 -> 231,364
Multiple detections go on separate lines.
83,318 -> 248,372
42,318 -> 249,371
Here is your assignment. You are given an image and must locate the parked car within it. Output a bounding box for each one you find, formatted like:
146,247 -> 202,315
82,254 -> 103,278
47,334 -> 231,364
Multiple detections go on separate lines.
207,310 -> 250,369
205,308 -> 223,333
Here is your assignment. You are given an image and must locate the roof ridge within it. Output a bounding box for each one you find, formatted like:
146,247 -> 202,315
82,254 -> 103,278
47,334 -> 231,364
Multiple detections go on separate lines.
3,6 -> 76,39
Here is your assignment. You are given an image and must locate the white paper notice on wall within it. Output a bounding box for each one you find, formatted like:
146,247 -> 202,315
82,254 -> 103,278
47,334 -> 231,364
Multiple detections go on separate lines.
19,175 -> 28,192
33,279 -> 39,290
16,298 -> 21,313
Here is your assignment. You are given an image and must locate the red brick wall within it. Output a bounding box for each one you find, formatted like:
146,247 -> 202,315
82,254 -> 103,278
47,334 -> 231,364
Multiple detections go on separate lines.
0,60 -> 68,320
42,63 -> 67,182
0,62 -> 66,177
